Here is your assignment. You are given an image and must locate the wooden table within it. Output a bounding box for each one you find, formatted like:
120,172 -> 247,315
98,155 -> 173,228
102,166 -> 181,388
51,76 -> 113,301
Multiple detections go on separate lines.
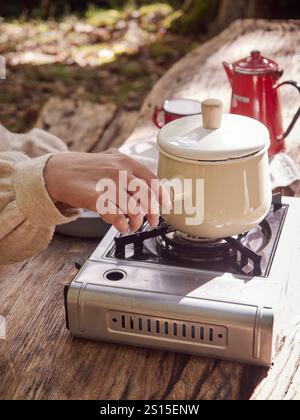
1,20 -> 300,400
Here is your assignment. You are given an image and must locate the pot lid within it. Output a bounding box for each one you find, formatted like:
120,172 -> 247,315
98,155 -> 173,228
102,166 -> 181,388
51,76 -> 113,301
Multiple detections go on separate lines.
232,50 -> 280,75
157,100 -> 270,162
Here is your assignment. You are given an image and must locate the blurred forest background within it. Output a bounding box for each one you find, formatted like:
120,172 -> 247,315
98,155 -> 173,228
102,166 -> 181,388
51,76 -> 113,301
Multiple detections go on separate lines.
0,0 -> 300,133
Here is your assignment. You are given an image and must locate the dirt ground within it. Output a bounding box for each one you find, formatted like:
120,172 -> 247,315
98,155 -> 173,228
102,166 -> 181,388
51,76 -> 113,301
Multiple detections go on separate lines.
0,5 -> 200,133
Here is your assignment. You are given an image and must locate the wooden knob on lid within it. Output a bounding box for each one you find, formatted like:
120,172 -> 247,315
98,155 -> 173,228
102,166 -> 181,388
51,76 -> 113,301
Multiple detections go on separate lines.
201,99 -> 223,129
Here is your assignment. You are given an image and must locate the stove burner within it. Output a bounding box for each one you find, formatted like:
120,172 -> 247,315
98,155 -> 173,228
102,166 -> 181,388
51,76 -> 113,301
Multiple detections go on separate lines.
112,195 -> 286,278
156,231 -> 234,263
114,219 -> 267,276
114,221 -> 173,259
174,232 -> 222,243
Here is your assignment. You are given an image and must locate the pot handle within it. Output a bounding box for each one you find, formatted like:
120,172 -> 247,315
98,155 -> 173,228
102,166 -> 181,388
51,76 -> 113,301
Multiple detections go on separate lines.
201,99 -> 223,129
275,80 -> 300,141
152,106 -> 165,128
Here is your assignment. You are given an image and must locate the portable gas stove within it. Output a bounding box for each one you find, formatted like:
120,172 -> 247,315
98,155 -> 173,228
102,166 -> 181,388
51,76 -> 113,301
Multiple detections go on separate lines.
64,195 -> 300,366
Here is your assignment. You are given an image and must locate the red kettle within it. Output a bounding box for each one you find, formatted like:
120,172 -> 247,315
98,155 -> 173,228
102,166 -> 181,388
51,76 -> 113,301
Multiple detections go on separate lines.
223,50 -> 300,156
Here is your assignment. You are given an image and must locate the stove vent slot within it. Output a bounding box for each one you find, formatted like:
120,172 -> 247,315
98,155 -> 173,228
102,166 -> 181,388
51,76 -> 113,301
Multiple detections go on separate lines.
108,311 -> 227,348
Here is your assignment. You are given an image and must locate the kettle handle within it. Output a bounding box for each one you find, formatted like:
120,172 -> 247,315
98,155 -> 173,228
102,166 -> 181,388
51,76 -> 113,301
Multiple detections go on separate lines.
152,107 -> 165,128
275,80 -> 300,141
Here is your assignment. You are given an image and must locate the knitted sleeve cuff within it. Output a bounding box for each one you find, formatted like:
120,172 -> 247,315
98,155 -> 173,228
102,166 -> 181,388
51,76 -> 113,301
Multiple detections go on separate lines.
14,153 -> 81,226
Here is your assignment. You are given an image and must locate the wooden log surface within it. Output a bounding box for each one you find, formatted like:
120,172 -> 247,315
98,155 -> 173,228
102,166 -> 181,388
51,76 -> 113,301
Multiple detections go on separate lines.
1,19 -> 300,400
126,19 -> 300,149
36,98 -> 138,153
0,236 -> 263,400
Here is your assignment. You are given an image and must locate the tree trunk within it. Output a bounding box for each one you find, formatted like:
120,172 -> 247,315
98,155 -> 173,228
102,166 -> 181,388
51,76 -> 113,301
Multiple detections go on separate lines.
172,0 -> 220,34
40,0 -> 51,18
213,0 -> 257,33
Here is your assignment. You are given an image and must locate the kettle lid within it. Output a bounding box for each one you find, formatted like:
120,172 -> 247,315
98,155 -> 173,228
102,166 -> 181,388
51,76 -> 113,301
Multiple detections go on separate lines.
232,50 -> 280,75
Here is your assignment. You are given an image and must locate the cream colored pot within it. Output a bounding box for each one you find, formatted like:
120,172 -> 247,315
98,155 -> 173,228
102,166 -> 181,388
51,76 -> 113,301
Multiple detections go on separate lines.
157,99 -> 272,239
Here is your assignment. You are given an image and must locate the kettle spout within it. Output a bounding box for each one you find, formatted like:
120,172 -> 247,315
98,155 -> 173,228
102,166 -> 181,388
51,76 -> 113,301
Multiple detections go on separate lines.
223,62 -> 234,87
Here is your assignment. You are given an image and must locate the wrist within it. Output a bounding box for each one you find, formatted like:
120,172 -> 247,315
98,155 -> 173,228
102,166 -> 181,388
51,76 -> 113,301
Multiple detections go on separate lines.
44,153 -> 64,203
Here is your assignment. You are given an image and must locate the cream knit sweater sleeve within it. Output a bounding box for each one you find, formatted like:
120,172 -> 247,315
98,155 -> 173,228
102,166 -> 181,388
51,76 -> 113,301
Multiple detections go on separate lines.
0,124 -> 81,265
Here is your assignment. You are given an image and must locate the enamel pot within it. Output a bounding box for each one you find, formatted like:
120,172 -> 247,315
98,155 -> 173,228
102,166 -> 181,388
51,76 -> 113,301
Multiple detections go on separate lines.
157,99 -> 272,240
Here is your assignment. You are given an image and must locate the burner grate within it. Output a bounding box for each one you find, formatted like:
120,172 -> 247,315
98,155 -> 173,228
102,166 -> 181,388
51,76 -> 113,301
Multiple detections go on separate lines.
114,219 -> 264,276
225,236 -> 262,276
114,220 -> 173,259
113,194 -> 286,278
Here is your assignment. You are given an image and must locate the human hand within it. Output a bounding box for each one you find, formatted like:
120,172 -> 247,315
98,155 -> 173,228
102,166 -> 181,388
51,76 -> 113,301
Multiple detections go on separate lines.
44,150 -> 170,233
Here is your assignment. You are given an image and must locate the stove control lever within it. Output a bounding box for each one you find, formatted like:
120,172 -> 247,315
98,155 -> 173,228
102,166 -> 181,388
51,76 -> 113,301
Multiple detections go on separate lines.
75,259 -> 86,270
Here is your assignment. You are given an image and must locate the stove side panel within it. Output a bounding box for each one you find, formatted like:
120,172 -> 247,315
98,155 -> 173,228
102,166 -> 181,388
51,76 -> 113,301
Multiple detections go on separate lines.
66,283 -> 274,367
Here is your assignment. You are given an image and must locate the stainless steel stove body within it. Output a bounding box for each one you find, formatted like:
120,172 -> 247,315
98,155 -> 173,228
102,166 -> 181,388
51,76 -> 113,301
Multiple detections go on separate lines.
64,196 -> 300,367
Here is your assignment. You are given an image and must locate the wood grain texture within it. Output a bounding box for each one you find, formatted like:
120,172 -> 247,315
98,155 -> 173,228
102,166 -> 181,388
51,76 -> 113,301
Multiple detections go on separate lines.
0,235 -> 264,400
36,98 -> 138,154
91,109 -> 138,153
251,240 -> 300,400
126,19 -> 300,148
36,97 -> 117,152
1,19 -> 300,400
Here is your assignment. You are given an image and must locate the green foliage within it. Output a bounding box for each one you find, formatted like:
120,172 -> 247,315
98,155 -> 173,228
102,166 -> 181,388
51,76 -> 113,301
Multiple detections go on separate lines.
171,0 -> 219,34
162,10 -> 183,29
39,65 -> 71,81
86,6 -> 124,26
120,61 -> 143,76
138,3 -> 173,17
1,0 -> 300,22
149,42 -> 175,59
0,1 -> 184,18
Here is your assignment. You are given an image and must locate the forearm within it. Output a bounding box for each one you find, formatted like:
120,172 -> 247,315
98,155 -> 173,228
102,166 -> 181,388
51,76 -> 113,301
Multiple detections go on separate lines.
0,151 -> 80,265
